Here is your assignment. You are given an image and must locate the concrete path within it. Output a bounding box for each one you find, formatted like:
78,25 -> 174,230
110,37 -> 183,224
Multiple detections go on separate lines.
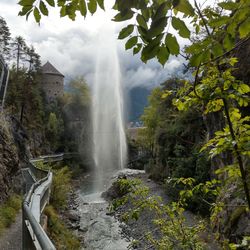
0,211 -> 22,250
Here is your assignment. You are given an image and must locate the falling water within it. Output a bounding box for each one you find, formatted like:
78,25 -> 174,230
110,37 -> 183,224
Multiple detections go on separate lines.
92,24 -> 127,191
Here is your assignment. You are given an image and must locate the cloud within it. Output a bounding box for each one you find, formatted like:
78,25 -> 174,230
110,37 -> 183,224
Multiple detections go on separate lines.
1,0 -> 189,91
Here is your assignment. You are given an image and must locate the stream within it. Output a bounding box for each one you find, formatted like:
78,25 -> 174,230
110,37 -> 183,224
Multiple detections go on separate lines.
78,172 -> 131,250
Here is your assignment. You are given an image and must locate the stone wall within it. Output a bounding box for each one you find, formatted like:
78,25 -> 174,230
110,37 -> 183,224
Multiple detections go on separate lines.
42,74 -> 64,102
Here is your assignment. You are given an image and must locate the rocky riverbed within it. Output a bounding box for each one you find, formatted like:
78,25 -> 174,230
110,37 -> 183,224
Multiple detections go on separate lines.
63,169 -> 220,249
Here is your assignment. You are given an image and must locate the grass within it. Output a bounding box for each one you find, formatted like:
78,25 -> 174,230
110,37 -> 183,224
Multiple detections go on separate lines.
44,205 -> 80,250
0,194 -> 22,235
42,163 -> 80,249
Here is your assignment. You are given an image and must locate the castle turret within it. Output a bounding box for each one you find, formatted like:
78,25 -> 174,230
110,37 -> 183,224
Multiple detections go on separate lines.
41,61 -> 64,102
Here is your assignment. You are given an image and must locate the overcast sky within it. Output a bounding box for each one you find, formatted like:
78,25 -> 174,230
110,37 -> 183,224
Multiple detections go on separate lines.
0,0 -> 189,89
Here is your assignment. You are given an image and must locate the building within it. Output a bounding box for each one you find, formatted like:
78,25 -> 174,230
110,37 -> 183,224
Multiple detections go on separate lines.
41,61 -> 64,102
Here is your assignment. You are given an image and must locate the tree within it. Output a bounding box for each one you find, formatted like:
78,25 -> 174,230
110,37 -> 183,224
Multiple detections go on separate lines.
46,112 -> 64,150
25,45 -> 41,71
19,0 -> 250,209
18,0 -> 250,244
0,16 -> 11,59
11,36 -> 28,71
60,77 -> 91,159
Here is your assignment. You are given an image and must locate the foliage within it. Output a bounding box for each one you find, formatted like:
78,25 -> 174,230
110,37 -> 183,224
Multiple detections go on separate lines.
0,194 -> 22,235
44,205 -> 80,250
46,112 -> 64,151
18,0 -> 250,243
140,78 -> 210,184
50,166 -> 72,210
59,77 -> 92,161
19,0 -> 250,66
111,178 -> 205,249
0,16 -> 11,58
5,67 -> 45,127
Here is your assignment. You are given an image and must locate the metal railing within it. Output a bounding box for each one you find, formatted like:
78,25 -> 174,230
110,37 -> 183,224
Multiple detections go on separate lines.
22,153 -> 67,250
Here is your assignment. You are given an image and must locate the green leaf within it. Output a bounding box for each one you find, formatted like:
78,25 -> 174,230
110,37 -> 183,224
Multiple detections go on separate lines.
57,0 -> 65,7
39,1 -> 48,16
209,16 -> 229,28
96,0 -> 105,10
223,34 -> 234,50
18,0 -> 35,6
153,2 -> 170,21
212,43 -> 223,57
136,14 -> 147,30
148,17 -> 168,39
173,0 -> 180,8
189,53 -> 202,67
141,36 -> 162,62
60,6 -> 66,17
205,99 -> 224,114
33,7 -> 41,23
172,17 -> 190,38
113,9 -> 134,22
79,0 -> 87,17
174,0 -> 195,17
88,0 -> 97,14
141,8 -> 150,21
118,25 -> 134,39
157,46 -> 169,65
165,33 -> 179,55
239,17 -> 250,38
137,26 -> 150,42
238,83 -> 250,94
133,44 -> 142,55
18,5 -> 33,16
125,36 -> 138,50
115,0 -> 135,11
66,4 -> 76,20
218,1 -> 239,10
45,0 -> 55,7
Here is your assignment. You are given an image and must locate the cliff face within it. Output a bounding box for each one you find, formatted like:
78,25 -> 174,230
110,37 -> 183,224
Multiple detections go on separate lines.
0,116 -> 20,204
0,113 -> 32,204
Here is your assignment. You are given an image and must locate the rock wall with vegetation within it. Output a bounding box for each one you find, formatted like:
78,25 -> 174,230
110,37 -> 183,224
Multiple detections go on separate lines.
0,115 -> 20,204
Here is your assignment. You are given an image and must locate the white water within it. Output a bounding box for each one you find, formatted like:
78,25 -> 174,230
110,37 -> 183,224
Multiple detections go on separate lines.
92,24 -> 127,191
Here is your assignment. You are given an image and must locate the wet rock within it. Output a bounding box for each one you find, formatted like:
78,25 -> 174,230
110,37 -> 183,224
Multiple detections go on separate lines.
106,211 -> 115,216
101,175 -> 128,201
66,210 -> 80,222
79,226 -> 88,233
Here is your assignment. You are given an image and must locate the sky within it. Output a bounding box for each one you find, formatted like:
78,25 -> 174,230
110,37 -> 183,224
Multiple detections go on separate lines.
0,0 -> 189,90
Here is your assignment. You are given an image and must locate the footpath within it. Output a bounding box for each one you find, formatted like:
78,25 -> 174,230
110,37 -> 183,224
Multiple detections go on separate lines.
0,211 -> 22,250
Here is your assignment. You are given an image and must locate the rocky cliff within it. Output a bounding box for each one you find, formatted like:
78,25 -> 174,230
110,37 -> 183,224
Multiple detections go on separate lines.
0,114 -> 29,204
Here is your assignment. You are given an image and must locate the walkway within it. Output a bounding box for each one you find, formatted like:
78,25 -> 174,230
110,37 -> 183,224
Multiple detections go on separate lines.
0,211 -> 22,250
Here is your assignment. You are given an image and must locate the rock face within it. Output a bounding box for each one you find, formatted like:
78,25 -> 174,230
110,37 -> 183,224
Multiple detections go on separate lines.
0,116 -> 20,204
213,183 -> 250,243
0,114 -> 31,203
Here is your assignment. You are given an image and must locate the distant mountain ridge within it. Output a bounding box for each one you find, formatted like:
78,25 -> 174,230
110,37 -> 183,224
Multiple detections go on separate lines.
127,86 -> 152,123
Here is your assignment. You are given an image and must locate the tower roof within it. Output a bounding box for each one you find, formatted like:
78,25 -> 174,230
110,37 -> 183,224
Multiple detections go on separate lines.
41,61 -> 64,77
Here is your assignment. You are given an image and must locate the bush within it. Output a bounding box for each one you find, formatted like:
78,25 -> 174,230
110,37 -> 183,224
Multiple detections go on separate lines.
6,194 -> 22,211
45,206 -> 80,250
0,194 -> 22,234
50,166 -> 72,210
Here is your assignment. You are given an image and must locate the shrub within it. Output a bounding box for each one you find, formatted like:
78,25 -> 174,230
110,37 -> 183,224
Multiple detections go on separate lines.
50,166 -> 72,210
44,206 -> 80,250
111,178 -> 205,249
0,194 -> 22,234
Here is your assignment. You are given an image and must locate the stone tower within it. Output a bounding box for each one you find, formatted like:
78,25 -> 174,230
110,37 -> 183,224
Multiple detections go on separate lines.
41,61 -> 64,102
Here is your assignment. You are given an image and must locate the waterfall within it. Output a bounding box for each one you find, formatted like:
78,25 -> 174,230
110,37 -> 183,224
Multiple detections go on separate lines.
92,24 -> 127,191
